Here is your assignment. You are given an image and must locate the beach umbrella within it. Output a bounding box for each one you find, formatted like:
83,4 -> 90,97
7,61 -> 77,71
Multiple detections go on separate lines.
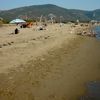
9,19 -> 26,24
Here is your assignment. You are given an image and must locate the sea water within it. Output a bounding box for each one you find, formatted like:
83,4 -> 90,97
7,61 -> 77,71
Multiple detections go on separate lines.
94,26 -> 100,40
80,81 -> 100,100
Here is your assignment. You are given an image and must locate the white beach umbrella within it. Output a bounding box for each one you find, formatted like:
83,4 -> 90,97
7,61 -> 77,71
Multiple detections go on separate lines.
10,19 -> 26,24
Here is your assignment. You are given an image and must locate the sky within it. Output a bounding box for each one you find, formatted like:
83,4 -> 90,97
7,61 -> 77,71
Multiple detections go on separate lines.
0,0 -> 100,10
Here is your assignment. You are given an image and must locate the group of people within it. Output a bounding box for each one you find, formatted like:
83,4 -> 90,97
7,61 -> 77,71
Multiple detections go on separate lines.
13,22 -> 34,34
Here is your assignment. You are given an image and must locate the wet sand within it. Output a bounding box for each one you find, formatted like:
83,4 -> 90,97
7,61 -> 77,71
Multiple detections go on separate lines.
0,24 -> 100,100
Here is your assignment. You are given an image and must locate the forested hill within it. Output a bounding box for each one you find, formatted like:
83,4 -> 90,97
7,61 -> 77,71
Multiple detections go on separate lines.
0,4 -> 100,22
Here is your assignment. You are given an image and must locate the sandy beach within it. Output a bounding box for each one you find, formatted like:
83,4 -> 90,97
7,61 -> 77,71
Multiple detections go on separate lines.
0,23 -> 100,100
0,23 -> 83,73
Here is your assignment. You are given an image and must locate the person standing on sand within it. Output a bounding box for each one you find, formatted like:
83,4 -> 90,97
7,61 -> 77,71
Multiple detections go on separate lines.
15,28 -> 19,34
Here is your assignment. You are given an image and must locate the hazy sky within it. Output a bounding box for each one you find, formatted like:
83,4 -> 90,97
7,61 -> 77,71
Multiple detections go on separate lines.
0,0 -> 100,10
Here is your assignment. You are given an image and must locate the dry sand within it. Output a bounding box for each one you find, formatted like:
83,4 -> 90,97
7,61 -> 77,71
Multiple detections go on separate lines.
0,24 -> 100,100
0,24 -> 79,73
